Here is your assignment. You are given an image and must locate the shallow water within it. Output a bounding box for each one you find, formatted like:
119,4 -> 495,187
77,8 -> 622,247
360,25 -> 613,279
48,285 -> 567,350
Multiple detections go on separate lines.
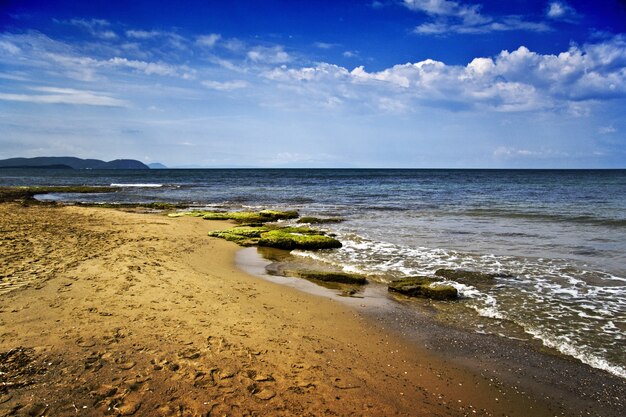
3,168 -> 625,377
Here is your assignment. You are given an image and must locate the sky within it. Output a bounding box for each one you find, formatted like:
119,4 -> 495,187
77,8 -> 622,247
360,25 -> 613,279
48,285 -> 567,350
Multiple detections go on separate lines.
0,0 -> 625,168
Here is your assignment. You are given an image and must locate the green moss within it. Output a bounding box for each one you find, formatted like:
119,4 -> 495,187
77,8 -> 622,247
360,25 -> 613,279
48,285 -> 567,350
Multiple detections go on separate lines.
207,224 -> 341,250
169,209 -> 299,224
296,216 -> 344,224
258,229 -> 342,250
259,209 -> 299,220
208,226 -> 269,246
388,276 -> 457,300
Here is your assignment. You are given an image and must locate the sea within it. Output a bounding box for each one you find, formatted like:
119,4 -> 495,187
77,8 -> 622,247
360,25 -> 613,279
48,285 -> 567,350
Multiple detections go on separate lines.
1,168 -> 625,378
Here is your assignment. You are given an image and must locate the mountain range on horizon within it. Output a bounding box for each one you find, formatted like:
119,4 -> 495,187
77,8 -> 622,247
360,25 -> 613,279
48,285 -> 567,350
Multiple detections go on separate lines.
0,157 -> 152,170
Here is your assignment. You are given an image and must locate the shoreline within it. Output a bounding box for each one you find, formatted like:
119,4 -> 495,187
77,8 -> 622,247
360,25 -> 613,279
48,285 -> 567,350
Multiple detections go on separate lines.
0,203 -> 623,416
237,246 -> 626,416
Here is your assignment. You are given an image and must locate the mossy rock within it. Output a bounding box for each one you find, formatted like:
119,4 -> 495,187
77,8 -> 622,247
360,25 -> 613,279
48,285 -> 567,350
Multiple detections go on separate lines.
208,226 -> 269,246
258,209 -> 299,220
388,276 -> 457,300
420,283 -> 459,300
296,216 -> 344,224
258,229 -> 342,250
207,225 -> 341,250
434,268 -> 505,285
285,269 -> 366,285
170,209 -> 298,224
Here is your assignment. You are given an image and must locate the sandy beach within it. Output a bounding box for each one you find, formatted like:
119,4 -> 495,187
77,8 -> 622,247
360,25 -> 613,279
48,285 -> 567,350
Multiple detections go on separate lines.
0,203 -> 624,416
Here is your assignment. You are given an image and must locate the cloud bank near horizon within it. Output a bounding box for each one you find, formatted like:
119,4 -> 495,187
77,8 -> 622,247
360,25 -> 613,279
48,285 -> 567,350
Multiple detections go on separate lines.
0,1 -> 625,168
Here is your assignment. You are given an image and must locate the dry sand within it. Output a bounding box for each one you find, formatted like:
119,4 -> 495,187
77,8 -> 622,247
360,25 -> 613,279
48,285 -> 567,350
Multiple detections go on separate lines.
0,204 -> 615,416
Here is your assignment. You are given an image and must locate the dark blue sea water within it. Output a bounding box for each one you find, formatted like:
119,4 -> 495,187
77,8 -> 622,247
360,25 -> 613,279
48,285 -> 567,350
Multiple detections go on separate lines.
2,168 -> 625,377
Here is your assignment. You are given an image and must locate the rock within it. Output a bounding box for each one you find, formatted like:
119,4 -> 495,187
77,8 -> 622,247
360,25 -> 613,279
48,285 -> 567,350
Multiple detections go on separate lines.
420,283 -> 459,300
297,216 -> 344,224
258,228 -> 342,250
178,347 -> 201,360
116,399 -> 141,416
22,402 -> 48,416
254,389 -> 276,400
434,268 -> 505,285
388,277 -> 457,300
208,226 -> 269,246
170,209 -> 298,224
285,270 -> 367,285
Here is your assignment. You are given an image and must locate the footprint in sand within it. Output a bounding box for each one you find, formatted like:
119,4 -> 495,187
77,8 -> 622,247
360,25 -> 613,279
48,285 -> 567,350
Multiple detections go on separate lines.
76,338 -> 96,348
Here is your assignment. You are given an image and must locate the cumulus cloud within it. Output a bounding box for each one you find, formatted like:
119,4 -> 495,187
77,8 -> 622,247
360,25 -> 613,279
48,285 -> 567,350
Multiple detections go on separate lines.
264,36 -> 626,113
404,0 -> 550,35
546,1 -> 577,20
0,86 -> 127,106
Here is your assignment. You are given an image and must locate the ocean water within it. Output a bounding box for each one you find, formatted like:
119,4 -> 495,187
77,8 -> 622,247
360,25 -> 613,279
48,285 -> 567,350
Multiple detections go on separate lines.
2,168 -> 625,378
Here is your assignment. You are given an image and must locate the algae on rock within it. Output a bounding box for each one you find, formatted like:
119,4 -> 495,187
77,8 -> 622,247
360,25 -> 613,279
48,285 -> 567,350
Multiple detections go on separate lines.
207,224 -> 342,251
282,269 -> 366,285
207,226 -> 269,246
169,209 -> 298,224
388,276 -> 458,300
258,229 -> 342,250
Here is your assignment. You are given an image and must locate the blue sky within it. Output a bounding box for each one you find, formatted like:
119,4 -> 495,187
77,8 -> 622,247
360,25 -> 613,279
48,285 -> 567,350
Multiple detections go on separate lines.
1,0 -> 625,168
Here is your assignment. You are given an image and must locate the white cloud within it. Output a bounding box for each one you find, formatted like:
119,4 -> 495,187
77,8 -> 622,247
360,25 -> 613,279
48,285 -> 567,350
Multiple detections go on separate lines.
247,46 -> 291,64
201,80 -> 249,91
264,36 -> 626,113
493,146 -> 537,157
196,34 -> 221,48
547,1 -> 577,20
108,57 -> 180,76
223,38 -> 246,52
126,30 -> 163,39
405,0 -> 550,35
66,18 -> 118,40
0,86 -> 127,106
0,40 -> 20,54
598,125 -> 617,134
403,0 -> 487,22
314,42 -> 337,49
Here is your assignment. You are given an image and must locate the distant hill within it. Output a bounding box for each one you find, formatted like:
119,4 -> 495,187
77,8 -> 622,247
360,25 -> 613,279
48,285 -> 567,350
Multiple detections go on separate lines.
0,157 -> 150,170
148,162 -> 167,169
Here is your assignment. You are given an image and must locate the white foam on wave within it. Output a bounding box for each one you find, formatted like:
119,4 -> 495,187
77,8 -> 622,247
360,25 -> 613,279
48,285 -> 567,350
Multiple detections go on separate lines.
110,183 -> 163,188
294,228 -> 626,377
524,326 -> 626,379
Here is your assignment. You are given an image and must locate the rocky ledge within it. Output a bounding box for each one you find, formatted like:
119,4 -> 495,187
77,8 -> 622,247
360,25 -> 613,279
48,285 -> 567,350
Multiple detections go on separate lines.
388,276 -> 458,300
170,210 -> 342,250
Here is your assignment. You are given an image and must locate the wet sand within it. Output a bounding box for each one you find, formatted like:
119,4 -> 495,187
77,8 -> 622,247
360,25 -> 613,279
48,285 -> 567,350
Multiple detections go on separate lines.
0,203 -> 623,416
